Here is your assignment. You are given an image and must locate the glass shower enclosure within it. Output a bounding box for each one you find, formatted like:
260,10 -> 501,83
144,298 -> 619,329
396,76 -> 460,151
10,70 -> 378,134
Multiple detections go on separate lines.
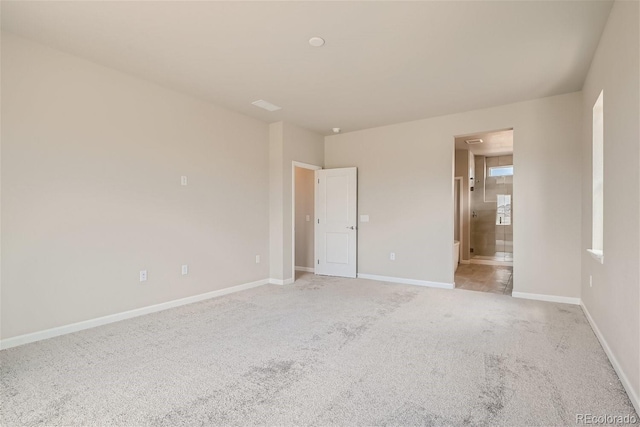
471,155 -> 513,263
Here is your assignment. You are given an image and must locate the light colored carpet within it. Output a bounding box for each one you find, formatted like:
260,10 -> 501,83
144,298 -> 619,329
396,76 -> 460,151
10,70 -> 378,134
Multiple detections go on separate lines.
1,273 -> 637,426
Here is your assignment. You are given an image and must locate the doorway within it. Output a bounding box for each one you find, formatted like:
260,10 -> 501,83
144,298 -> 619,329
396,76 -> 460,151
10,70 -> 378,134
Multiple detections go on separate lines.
454,177 -> 462,245
453,129 -> 514,295
292,163 -> 358,281
292,162 -> 322,281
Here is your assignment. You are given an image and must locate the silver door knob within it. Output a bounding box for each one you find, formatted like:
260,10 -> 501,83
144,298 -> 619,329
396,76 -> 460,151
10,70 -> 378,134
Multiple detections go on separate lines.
346,226 -> 357,230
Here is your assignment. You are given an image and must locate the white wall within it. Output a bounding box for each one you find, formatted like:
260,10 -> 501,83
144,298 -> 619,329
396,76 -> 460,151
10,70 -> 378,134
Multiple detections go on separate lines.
294,167 -> 315,269
269,122 -> 324,282
580,0 -> 639,410
1,34 -> 270,339
325,92 -> 582,295
269,123 -> 285,282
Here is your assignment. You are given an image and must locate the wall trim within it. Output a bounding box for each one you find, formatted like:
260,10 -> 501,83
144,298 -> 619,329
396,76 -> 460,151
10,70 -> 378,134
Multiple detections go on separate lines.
357,273 -> 454,289
295,266 -> 314,273
0,278 -> 270,350
512,291 -> 580,305
269,278 -> 295,285
581,301 -> 640,415
460,260 -> 471,265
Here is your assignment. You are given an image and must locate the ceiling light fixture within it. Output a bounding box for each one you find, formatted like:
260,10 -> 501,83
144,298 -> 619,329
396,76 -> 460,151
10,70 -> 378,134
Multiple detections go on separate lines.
333,128 -> 341,133
309,37 -> 325,47
465,138 -> 484,145
251,99 -> 282,112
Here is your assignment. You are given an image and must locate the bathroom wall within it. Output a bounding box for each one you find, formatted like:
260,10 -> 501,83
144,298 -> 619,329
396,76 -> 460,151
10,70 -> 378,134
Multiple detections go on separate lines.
471,155 -> 513,257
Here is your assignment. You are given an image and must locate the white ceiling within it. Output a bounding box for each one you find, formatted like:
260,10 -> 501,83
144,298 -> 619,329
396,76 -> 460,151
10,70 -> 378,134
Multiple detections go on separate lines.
455,129 -> 513,156
1,1 -> 613,135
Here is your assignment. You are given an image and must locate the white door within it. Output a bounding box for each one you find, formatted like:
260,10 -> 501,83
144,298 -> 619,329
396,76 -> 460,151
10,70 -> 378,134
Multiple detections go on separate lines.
315,167 -> 357,278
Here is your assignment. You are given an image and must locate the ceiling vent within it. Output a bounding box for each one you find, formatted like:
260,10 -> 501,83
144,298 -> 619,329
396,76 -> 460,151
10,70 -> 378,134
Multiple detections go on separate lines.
465,138 -> 484,145
251,100 -> 282,112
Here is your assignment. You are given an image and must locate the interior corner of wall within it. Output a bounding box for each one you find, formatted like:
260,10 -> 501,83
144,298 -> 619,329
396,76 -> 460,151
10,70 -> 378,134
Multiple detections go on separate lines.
269,121 -> 284,131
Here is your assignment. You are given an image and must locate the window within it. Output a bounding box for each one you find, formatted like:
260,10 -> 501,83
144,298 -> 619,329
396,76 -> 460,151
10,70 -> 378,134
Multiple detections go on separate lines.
589,91 -> 604,262
496,194 -> 511,225
488,165 -> 513,177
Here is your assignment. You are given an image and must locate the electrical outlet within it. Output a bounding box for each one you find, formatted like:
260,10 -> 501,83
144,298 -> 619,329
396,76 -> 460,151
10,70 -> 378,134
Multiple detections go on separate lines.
589,275 -> 593,288
139,270 -> 147,282
255,255 -> 260,264
390,252 -> 396,261
182,265 -> 188,275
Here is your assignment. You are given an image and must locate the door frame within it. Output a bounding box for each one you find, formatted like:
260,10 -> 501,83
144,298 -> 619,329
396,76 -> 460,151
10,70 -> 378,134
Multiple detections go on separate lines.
291,161 -> 322,281
454,176 -> 463,257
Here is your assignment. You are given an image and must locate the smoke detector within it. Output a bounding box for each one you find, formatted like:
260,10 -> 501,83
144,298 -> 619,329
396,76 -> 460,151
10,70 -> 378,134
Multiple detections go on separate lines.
465,138 -> 484,145
309,37 -> 325,47
332,128 -> 341,133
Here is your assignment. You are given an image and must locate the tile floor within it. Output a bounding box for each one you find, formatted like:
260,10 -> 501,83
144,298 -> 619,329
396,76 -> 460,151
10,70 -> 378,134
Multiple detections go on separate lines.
471,251 -> 513,263
454,264 -> 513,295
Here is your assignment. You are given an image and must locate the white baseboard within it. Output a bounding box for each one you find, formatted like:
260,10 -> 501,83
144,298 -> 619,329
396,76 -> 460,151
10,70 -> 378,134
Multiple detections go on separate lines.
511,291 -> 580,305
460,260 -> 471,265
0,278 -> 270,351
295,266 -> 314,273
357,273 -> 454,290
269,278 -> 295,286
581,301 -> 640,415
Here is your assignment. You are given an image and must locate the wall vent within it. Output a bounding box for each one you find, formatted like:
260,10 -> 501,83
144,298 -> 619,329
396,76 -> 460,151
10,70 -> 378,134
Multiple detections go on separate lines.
251,99 -> 282,112
465,138 -> 483,145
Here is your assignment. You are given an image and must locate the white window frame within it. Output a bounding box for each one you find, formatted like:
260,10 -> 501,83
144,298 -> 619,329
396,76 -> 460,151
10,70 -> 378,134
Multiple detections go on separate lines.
588,90 -> 604,263
488,165 -> 514,177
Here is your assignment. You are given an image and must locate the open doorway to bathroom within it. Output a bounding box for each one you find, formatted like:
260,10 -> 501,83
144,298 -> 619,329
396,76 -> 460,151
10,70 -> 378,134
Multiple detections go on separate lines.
453,129 -> 514,295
